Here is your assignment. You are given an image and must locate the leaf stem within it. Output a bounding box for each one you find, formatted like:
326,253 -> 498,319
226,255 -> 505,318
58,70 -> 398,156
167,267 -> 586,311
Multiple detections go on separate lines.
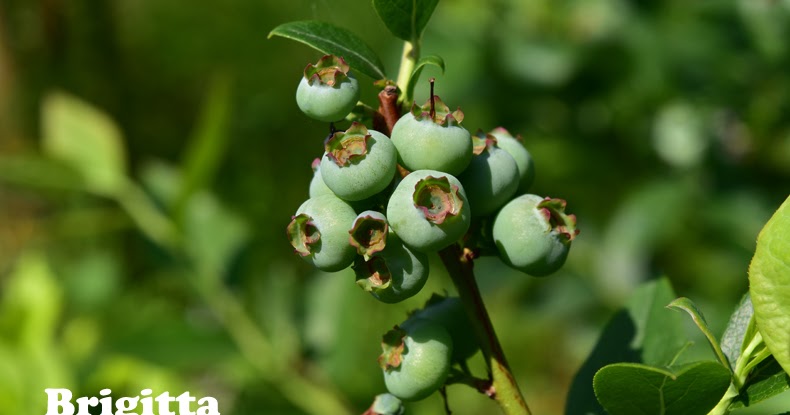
439,244 -> 532,415
708,330 -> 770,414
396,40 -> 419,106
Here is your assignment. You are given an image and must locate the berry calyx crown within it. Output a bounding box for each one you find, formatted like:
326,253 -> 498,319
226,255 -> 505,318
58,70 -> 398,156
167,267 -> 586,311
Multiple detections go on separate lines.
378,326 -> 407,371
349,213 -> 389,259
304,55 -> 352,87
471,130 -> 498,156
413,176 -> 464,225
287,214 -> 320,256
410,96 -> 464,127
354,256 -> 393,293
536,198 -> 579,243
490,126 -> 524,142
324,122 -> 371,167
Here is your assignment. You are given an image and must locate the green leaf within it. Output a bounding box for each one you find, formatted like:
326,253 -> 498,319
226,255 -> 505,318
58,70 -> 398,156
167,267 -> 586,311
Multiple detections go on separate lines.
372,0 -> 439,41
41,92 -> 128,195
667,297 -> 730,369
749,196 -> 790,377
0,253 -> 62,349
631,278 -> 688,367
184,192 -> 249,279
594,361 -> 732,415
268,21 -> 386,79
730,357 -> 790,409
405,55 -> 445,105
0,154 -> 84,191
175,76 -> 233,221
721,294 -> 755,372
566,277 -> 687,414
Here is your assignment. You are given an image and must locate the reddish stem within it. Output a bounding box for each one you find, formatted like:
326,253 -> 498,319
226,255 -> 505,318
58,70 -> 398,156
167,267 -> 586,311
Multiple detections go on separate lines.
375,85 -> 399,136
438,244 -> 531,415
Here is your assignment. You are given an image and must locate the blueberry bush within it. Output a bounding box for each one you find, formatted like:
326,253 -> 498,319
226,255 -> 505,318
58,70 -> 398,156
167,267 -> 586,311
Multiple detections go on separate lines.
1,0 -> 789,414
272,2 -> 790,414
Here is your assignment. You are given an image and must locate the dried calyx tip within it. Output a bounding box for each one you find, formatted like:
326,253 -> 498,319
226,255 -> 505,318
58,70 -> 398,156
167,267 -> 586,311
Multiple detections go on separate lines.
537,197 -> 579,242
429,77 -> 436,120
304,55 -> 351,86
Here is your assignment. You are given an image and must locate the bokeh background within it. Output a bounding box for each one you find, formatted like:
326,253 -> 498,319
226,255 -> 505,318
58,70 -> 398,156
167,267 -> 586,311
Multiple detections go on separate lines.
1,0 -> 789,414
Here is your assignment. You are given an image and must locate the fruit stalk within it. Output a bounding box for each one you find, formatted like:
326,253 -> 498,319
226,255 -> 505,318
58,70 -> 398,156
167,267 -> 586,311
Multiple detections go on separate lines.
439,244 -> 532,415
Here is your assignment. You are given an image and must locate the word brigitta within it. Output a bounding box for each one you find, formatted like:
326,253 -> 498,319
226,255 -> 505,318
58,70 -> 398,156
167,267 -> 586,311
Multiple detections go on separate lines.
44,389 -> 220,415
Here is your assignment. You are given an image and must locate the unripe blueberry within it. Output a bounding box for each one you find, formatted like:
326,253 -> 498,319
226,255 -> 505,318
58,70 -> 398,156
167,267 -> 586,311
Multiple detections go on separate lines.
489,127 -> 535,193
320,123 -> 397,201
287,194 -> 357,272
458,132 -> 520,216
405,295 -> 479,362
379,320 -> 453,401
390,96 -> 472,176
493,194 -> 579,276
386,170 -> 471,252
353,231 -> 430,303
308,158 -> 334,198
296,55 -> 360,122
365,393 -> 405,415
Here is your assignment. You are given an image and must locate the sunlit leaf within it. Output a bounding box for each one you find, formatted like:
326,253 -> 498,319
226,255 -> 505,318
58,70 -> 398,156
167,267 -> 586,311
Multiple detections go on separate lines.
269,21 -> 386,79
372,0 -> 439,41
749,196 -> 790,377
594,361 -> 731,415
41,92 -> 127,195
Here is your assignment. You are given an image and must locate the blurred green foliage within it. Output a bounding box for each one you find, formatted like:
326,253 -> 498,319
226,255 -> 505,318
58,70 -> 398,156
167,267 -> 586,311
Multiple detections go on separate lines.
1,0 -> 789,414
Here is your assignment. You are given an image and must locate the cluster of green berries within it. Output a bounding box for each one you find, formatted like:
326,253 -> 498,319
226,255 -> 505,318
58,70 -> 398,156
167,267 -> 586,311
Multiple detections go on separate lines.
287,55 -> 579,402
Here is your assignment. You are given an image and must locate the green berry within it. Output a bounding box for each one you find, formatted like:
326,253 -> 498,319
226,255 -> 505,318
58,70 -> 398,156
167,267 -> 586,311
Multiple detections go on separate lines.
320,123 -> 397,201
366,393 -> 405,415
379,320 -> 453,401
386,170 -> 471,252
458,133 -> 520,216
406,295 -> 479,363
354,231 -> 430,303
492,194 -> 579,276
489,127 -> 535,193
308,158 -> 334,198
296,55 -> 360,122
287,194 -> 357,272
390,96 -> 472,176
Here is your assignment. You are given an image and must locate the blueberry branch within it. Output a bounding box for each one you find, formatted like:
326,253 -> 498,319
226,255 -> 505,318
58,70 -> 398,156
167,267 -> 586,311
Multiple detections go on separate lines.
439,244 -> 532,415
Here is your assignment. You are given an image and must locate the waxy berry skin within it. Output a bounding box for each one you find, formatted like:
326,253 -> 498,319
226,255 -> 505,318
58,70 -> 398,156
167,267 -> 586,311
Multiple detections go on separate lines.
296,55 -> 360,122
308,158 -> 334,198
458,135 -> 520,216
390,97 -> 472,176
353,231 -> 430,304
405,295 -> 479,362
320,124 -> 397,202
489,127 -> 536,193
386,170 -> 471,252
492,194 -> 578,277
287,194 -> 358,272
380,320 -> 453,401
